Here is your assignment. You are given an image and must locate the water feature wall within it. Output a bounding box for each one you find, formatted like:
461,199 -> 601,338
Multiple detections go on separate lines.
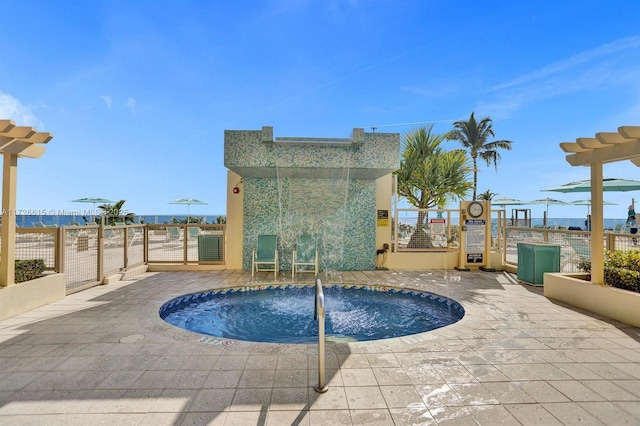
224,126 -> 399,272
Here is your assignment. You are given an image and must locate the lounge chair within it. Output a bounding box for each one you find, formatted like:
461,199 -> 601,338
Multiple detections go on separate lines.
127,225 -> 144,248
565,235 -> 591,268
103,227 -> 124,247
613,223 -> 626,233
291,234 -> 318,279
163,226 -> 181,246
187,226 -> 200,242
252,234 -> 278,278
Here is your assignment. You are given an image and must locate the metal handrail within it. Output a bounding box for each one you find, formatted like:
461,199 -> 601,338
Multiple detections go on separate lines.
313,275 -> 328,393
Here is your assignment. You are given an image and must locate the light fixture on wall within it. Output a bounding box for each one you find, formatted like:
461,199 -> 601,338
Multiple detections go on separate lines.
233,179 -> 243,194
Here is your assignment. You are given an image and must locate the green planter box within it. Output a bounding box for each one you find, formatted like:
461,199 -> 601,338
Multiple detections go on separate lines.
198,235 -> 222,262
517,242 -> 560,285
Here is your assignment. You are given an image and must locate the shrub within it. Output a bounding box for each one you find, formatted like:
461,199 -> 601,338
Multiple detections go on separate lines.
15,259 -> 46,283
579,250 -> 640,293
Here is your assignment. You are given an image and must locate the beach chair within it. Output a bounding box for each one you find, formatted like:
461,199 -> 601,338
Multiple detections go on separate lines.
252,234 -> 278,278
565,235 -> 591,269
127,226 -> 144,248
163,226 -> 181,246
103,227 -> 124,247
187,226 -> 200,243
291,234 -> 318,279
613,223 -> 626,233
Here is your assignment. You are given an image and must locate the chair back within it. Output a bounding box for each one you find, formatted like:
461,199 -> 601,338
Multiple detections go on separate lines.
296,235 -> 316,262
167,227 -> 180,238
257,235 -> 277,260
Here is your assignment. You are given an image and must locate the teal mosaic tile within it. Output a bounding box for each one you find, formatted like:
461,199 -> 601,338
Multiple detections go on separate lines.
225,126 -> 398,272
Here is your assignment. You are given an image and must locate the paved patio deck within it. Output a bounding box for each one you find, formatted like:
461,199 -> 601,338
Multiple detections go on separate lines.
0,270 -> 638,425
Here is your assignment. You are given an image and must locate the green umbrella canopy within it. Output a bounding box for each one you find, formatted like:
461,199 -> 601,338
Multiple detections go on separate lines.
71,197 -> 116,221
169,198 -> 208,216
492,197 -> 525,207
71,197 -> 116,204
544,177 -> 640,193
527,197 -> 568,217
570,199 -> 617,215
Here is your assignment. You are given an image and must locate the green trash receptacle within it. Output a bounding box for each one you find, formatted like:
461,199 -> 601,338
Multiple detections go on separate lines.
517,242 -> 560,285
198,235 -> 222,262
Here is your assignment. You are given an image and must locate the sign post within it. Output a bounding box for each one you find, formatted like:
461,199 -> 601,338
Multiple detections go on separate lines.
456,201 -> 492,271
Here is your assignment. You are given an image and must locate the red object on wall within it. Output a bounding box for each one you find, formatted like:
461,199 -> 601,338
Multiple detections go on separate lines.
233,186 -> 240,194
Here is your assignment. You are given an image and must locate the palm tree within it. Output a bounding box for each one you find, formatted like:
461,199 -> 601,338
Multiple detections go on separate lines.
96,200 -> 135,225
478,189 -> 497,201
394,126 -> 472,247
446,112 -> 513,200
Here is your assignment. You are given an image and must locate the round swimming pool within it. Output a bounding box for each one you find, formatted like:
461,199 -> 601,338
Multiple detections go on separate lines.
160,284 -> 464,343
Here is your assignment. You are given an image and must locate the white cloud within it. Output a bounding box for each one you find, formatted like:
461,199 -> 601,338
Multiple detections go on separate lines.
124,97 -> 137,114
491,36 -> 640,92
478,36 -> 640,120
101,95 -> 113,110
0,91 -> 43,128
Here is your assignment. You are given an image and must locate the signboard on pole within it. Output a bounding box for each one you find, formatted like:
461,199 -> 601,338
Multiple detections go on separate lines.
456,201 -> 491,270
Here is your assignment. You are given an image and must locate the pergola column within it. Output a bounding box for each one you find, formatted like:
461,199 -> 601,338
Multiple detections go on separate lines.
0,120 -> 53,287
0,153 -> 17,286
560,125 -> 640,285
590,163 -> 604,285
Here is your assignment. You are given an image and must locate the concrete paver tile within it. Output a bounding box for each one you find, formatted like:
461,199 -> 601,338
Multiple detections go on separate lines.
349,408 -> 394,425
578,401 -> 640,426
504,403 -> 563,426
345,386 -> 387,409
308,386 -> 349,410
542,402 -> 605,426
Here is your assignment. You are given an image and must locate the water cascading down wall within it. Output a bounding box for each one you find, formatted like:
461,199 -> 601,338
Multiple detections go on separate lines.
224,126 -> 399,271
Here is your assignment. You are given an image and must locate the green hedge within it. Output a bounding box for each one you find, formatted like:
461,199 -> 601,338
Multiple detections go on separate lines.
579,250 -> 640,294
15,259 -> 46,283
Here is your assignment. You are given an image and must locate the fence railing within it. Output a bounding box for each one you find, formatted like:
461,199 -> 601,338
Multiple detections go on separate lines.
503,226 -> 639,273
12,223 -> 225,294
7,217 -> 638,294
394,208 -> 460,251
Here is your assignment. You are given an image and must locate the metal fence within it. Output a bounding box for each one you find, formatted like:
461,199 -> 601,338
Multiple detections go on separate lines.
8,216 -> 638,294
147,224 -> 225,265
503,226 -> 639,273
394,208 -> 460,251
12,223 -> 224,294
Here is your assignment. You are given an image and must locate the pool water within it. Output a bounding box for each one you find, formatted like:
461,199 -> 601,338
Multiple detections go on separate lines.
160,285 -> 465,343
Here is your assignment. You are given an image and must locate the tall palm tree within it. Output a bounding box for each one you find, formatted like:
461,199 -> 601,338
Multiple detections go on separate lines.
394,126 -> 472,247
447,112 -> 513,200
96,199 -> 135,225
478,189 -> 497,201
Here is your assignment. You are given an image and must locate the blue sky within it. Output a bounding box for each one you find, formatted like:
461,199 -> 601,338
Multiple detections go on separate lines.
1,0 -> 639,219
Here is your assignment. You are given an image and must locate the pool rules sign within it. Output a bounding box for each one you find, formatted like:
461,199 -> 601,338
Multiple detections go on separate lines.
456,200 -> 492,271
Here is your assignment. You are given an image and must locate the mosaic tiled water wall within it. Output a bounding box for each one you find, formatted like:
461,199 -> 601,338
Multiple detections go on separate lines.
224,126 -> 399,271
242,177 -> 376,271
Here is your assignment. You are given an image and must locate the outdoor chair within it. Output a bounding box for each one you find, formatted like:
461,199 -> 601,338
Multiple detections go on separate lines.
187,226 -> 200,242
127,226 -> 144,248
103,227 -> 124,247
565,235 -> 591,268
613,223 -> 627,233
252,234 -> 278,278
291,234 -> 318,279
163,226 -> 181,247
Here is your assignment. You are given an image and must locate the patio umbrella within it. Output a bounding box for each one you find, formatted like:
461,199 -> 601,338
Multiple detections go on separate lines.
527,197 -> 568,220
569,199 -> 617,215
543,177 -> 640,193
492,197 -> 525,208
169,198 -> 208,218
71,197 -> 115,222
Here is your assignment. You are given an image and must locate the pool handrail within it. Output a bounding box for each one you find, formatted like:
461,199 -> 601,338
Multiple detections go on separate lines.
313,276 -> 328,393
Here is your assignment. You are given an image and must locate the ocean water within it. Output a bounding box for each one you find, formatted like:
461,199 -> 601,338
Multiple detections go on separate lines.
14,214 -> 225,227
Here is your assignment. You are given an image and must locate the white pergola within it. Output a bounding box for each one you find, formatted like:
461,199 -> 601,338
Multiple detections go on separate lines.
559,125 -> 640,285
0,119 -> 53,287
